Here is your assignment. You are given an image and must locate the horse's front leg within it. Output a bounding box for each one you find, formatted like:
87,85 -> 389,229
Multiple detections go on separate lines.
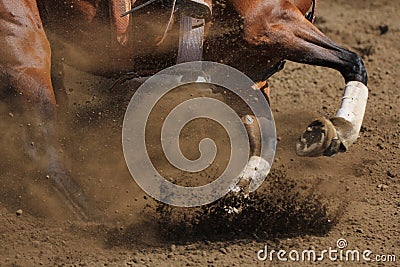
243,1 -> 368,157
234,81 -> 272,192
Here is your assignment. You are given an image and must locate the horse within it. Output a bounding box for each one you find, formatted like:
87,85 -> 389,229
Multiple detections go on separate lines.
0,0 -> 368,218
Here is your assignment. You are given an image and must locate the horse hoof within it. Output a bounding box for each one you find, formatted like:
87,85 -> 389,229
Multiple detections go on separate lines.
296,117 -> 337,157
47,167 -> 97,220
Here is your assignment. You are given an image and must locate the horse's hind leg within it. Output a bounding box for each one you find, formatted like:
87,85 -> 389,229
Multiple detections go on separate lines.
245,1 -> 368,156
0,0 -> 92,219
51,48 -> 69,109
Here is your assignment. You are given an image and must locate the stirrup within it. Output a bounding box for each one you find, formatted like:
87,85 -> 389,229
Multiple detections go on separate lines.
164,0 -> 212,20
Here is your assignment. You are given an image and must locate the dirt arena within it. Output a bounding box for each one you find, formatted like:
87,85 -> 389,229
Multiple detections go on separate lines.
0,0 -> 399,266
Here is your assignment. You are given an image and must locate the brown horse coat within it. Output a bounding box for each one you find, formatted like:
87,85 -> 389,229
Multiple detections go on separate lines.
0,0 -> 367,218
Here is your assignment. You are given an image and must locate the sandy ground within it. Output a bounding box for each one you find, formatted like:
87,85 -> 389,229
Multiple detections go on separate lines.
0,0 -> 399,266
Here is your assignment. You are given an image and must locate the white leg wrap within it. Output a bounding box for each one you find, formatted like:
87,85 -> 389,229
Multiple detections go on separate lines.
230,156 -> 271,193
333,81 -> 369,149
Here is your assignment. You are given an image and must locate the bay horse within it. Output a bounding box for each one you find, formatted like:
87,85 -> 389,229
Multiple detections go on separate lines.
0,0 -> 368,218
